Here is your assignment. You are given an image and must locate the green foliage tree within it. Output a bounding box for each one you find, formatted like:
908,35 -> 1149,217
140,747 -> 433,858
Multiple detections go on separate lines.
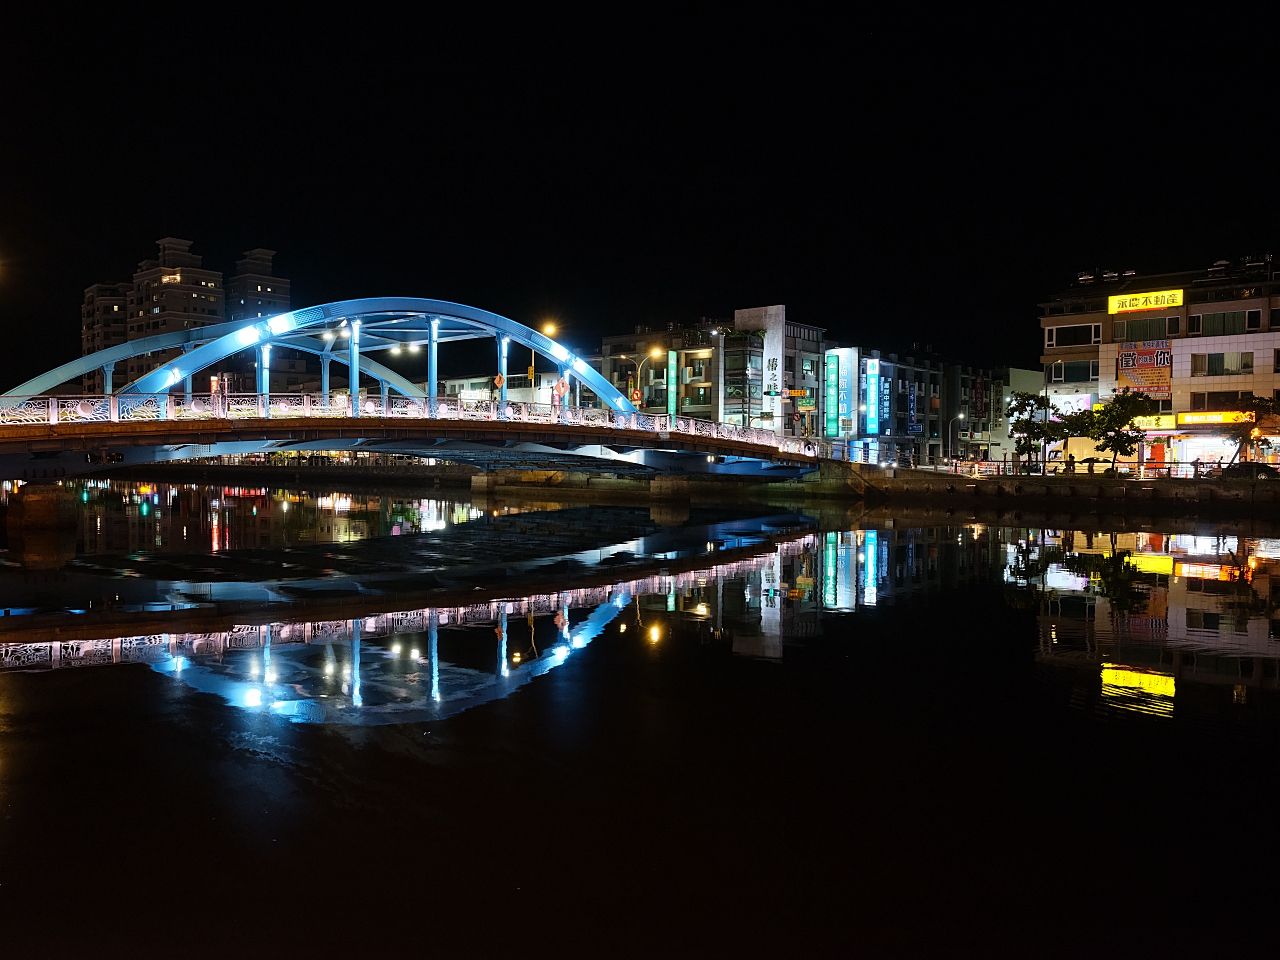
1085,389 -> 1156,470
1219,394 -> 1277,463
1006,392 -> 1064,469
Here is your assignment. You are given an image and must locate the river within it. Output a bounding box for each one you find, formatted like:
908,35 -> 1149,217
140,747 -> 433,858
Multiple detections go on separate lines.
0,480 -> 1275,956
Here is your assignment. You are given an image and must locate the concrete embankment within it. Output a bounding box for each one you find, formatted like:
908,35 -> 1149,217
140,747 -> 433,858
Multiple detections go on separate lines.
833,461 -> 1280,516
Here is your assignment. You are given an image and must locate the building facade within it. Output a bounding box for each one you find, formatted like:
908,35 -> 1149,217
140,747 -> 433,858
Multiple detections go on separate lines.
79,239 -> 292,395
597,306 -> 826,437
1040,257 -> 1280,462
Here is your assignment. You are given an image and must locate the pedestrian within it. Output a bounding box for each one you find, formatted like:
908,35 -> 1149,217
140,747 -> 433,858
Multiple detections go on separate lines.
1066,453 -> 1076,475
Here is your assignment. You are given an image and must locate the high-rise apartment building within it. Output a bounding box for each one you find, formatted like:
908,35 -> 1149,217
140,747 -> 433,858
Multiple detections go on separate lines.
80,282 -> 131,392
79,239 -> 290,394
225,249 -> 290,322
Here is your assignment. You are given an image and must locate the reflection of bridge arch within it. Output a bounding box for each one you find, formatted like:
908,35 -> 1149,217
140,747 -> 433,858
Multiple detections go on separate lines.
7,297 -> 636,414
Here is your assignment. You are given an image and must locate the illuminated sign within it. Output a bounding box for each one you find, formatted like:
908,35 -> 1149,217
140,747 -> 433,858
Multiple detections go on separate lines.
1117,339 -> 1171,399
1053,393 -> 1094,416
1177,411 -> 1255,425
667,350 -> 677,419
865,359 -> 880,435
1107,289 -> 1183,314
824,356 -> 839,437
1127,554 -> 1174,575
1101,664 -> 1175,698
1175,561 -> 1231,581
1132,415 -> 1177,430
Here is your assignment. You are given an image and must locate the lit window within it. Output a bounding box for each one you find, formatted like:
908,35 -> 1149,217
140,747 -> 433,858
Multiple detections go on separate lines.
257,285 -> 262,291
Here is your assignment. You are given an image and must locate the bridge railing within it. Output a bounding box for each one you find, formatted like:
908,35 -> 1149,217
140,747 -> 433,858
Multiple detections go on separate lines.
0,394 -> 827,459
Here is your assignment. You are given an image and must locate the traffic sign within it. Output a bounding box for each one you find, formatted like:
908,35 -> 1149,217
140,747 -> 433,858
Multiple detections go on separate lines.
788,390 -> 807,397
792,412 -> 801,423
631,389 -> 642,402
493,374 -> 505,389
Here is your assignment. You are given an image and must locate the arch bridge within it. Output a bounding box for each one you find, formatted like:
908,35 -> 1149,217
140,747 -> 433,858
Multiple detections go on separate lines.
1,298 -> 823,479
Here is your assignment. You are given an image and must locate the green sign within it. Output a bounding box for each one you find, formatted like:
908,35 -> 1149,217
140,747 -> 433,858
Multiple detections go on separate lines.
667,350 -> 677,418
825,354 -> 839,437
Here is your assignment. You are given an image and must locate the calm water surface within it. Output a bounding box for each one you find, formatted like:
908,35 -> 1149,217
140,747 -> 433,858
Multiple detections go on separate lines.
2,481 -> 1278,956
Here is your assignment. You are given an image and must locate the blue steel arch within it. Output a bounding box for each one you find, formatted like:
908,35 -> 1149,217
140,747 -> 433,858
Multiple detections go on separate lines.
7,298 -> 637,413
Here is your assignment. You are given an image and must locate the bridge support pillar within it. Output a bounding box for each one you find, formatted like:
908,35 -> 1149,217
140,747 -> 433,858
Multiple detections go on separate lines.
471,473 -> 501,493
101,361 -> 115,395
181,343 -> 193,403
321,356 -> 331,406
497,336 -> 508,405
650,476 -> 690,500
349,321 -> 361,418
380,380 -> 389,415
258,344 -> 272,418
428,319 -> 439,416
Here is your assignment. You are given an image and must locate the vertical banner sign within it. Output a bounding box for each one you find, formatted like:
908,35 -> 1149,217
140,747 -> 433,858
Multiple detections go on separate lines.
866,359 -> 880,435
908,387 -> 916,428
1116,340 -> 1172,399
825,352 -> 839,437
974,374 -> 986,418
667,350 -> 677,418
879,377 -> 891,430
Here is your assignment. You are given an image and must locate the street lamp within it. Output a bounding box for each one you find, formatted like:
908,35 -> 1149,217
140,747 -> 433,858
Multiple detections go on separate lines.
947,411 -> 967,460
530,322 -> 555,405
619,347 -> 664,407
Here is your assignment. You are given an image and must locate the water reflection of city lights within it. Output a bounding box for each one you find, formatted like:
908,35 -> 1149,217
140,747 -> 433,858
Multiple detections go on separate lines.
619,623 -> 627,633
410,649 -> 419,659
245,689 -> 262,707
649,626 -> 660,642
392,644 -> 401,654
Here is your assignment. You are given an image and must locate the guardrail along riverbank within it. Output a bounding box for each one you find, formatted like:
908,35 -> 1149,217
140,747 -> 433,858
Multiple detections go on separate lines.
825,461 -> 1280,515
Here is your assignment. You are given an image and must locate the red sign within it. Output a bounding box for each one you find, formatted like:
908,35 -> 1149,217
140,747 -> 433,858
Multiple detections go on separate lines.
792,412 -> 801,423
974,374 -> 986,418
630,389 -> 642,402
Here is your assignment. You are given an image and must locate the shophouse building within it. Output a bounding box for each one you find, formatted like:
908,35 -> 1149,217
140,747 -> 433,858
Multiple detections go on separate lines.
1040,256 -> 1280,463
598,306 -> 826,438
841,349 -> 1033,463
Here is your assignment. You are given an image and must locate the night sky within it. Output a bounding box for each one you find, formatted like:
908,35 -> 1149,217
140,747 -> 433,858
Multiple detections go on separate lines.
3,12 -> 1278,390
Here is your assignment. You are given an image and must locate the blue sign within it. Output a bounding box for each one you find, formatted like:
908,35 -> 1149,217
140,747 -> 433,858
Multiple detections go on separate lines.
865,359 -> 879,435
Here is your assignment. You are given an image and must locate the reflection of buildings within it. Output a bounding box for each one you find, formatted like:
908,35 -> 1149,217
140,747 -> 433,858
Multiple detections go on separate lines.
1029,528 -> 1280,714
74,482 -> 484,554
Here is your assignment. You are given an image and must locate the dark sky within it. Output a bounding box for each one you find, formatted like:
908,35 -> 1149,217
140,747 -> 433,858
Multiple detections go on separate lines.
2,11 -> 1278,390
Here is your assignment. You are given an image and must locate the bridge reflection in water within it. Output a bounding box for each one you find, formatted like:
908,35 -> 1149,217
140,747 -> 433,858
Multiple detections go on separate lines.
0,536 -> 822,723
6,488 -> 1280,725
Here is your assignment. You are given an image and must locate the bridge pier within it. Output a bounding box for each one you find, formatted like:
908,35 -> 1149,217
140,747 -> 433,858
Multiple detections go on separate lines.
471,473 -> 501,493
321,356 -> 331,407
650,476 -> 690,500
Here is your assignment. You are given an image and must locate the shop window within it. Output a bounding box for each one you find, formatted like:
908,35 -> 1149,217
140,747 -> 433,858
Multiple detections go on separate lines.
1191,392 -> 1207,410
1248,309 -> 1262,331
1191,354 -> 1207,377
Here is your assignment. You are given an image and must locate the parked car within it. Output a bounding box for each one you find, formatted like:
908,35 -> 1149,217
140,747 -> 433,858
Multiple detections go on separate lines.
1220,462 -> 1280,481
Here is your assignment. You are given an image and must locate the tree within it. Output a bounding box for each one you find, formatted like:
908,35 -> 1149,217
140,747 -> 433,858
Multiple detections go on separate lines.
1006,392 -> 1064,469
1219,394 -> 1278,463
1086,389 -> 1156,469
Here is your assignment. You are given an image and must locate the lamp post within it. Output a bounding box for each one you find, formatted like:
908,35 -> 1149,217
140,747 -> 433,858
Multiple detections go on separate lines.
947,411 -> 967,460
620,347 -> 664,407
533,323 -> 556,405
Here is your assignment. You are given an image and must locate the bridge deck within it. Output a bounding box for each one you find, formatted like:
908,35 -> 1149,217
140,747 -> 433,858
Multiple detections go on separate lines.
0,416 -> 816,465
